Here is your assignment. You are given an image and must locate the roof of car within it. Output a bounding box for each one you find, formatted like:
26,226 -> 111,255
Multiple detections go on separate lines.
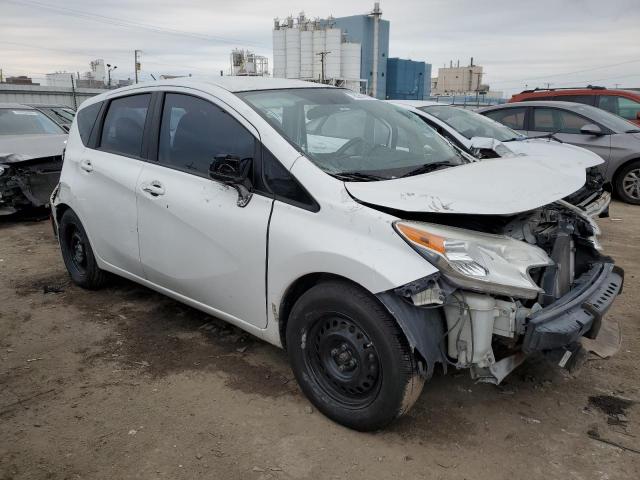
0,103 -> 35,110
478,100 -> 591,112
386,100 -> 440,108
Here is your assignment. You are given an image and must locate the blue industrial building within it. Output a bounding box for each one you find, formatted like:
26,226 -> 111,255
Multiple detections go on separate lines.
386,58 -> 431,100
330,15 -> 390,100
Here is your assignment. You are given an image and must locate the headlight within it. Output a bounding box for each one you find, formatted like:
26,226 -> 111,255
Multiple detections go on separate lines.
394,221 -> 553,299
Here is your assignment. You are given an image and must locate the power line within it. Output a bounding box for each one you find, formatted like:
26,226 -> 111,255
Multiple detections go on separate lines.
489,58 -> 640,86
2,0 -> 269,49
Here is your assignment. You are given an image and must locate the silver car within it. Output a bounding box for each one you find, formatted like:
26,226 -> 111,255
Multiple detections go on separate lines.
478,101 -> 640,204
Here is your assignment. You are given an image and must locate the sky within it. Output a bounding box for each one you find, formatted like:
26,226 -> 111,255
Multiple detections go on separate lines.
1,0 -> 639,96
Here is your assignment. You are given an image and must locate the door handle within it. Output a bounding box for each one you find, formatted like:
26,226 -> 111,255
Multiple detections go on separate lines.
80,159 -> 93,172
141,181 -> 165,197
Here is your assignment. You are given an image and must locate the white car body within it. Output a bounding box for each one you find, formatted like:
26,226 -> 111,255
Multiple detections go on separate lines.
51,78 -> 623,430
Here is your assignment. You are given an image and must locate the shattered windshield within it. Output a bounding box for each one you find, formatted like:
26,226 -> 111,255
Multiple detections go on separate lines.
238,88 -> 464,180
420,105 -> 523,142
0,108 -> 65,135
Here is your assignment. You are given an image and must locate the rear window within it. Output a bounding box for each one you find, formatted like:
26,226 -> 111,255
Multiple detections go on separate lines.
77,102 -> 102,146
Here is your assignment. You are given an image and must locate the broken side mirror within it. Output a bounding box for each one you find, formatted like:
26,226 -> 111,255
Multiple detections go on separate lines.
209,154 -> 253,207
580,124 -> 603,136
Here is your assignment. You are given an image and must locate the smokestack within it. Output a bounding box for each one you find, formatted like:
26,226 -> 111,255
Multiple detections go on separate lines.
370,2 -> 383,97
470,57 -> 474,67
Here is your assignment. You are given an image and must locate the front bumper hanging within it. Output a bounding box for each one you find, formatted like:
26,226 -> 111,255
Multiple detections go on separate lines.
523,262 -> 623,354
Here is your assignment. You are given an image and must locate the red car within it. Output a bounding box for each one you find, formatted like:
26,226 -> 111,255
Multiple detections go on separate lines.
510,86 -> 640,125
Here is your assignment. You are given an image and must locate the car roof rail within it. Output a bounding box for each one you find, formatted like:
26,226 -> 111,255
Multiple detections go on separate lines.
519,85 -> 607,94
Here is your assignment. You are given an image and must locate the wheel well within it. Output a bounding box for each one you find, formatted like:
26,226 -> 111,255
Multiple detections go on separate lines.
612,158 -> 640,186
55,202 -> 71,224
278,273 -> 361,350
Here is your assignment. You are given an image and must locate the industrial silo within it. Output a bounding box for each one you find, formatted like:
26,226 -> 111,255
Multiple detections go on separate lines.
312,29 -> 326,81
324,28 -> 342,80
341,42 -> 362,91
272,26 -> 286,78
300,29 -> 313,79
285,27 -> 301,78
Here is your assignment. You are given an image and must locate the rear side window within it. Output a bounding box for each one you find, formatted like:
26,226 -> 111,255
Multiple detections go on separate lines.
552,95 -> 594,105
100,94 -> 151,157
485,108 -> 526,130
77,101 -> 102,146
157,93 -> 256,178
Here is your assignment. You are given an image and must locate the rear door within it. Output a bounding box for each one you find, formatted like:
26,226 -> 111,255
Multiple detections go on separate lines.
528,107 -> 611,164
136,90 -> 273,328
73,93 -> 152,277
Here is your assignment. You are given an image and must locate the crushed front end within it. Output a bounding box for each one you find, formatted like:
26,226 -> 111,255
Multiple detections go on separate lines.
0,154 -> 63,214
381,201 -> 623,384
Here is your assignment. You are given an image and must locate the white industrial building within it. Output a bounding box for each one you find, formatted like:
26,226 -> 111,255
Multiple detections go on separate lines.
230,49 -> 269,76
273,13 -> 365,93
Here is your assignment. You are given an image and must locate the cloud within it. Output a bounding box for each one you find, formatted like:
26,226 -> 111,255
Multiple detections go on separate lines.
1,0 -> 639,95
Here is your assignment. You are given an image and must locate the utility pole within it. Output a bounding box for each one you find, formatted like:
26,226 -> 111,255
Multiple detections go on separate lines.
316,51 -> 330,84
545,82 -> 552,89
70,74 -> 77,110
134,50 -> 141,83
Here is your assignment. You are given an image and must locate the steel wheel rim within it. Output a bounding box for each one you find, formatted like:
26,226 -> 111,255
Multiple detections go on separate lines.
68,228 -> 87,274
304,313 -> 382,408
622,168 -> 640,200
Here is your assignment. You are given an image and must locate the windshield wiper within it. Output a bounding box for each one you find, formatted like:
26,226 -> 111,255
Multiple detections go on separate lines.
505,131 -> 564,143
332,171 -> 386,182
400,161 -> 459,178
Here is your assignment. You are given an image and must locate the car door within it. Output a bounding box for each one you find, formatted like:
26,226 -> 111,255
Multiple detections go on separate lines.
136,91 -> 272,328
528,107 -> 612,164
72,93 -> 151,277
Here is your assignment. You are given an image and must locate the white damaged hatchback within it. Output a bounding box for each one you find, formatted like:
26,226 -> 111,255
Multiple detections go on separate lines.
51,78 -> 623,431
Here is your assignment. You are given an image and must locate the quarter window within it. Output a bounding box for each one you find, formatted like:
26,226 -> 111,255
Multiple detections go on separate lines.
77,101 -> 102,146
100,94 -> 150,157
158,93 -> 255,178
532,108 -> 591,134
485,108 -> 526,130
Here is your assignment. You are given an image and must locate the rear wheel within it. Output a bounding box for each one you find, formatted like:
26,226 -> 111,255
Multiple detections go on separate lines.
59,209 -> 108,289
286,280 -> 424,431
614,160 -> 640,204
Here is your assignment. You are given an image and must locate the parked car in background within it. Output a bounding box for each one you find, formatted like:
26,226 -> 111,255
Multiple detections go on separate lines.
0,103 -> 67,214
52,79 -> 623,431
479,101 -> 640,204
28,104 -> 76,131
510,86 -> 640,125
388,100 -> 610,216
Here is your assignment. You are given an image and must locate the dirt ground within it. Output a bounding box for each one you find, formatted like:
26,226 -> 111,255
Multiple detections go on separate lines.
1,202 -> 639,480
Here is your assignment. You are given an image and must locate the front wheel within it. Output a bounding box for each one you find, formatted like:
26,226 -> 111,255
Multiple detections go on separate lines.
286,280 -> 424,431
614,160 -> 640,204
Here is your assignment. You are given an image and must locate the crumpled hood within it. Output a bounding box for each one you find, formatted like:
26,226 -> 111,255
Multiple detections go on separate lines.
0,134 -> 67,164
502,139 -> 603,168
345,155 -> 587,215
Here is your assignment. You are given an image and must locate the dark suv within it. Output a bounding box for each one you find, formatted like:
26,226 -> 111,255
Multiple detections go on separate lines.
510,86 -> 640,126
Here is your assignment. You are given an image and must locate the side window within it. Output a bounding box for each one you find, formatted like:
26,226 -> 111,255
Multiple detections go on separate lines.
158,93 -> 255,178
618,97 -> 640,121
533,108 -> 591,134
100,94 -> 150,157
77,101 -> 102,146
262,148 -> 317,210
598,95 -> 618,114
485,108 -> 526,130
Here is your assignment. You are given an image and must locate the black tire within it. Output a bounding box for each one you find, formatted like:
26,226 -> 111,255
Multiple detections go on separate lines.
59,209 -> 108,289
614,160 -> 640,204
286,280 -> 424,431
